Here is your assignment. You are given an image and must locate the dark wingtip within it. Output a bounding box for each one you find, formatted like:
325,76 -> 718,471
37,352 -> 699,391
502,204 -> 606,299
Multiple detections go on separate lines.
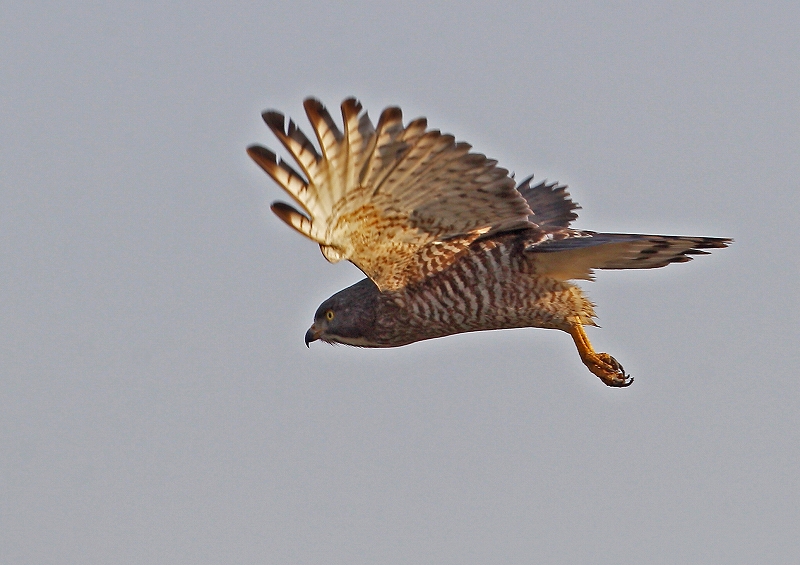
246,143 -> 274,158
246,145 -> 279,172
303,97 -> 324,113
262,110 -> 285,131
377,105 -> 403,128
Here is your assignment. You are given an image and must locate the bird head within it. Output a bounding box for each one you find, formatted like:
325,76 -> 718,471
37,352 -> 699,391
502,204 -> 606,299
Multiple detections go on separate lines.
305,278 -> 381,347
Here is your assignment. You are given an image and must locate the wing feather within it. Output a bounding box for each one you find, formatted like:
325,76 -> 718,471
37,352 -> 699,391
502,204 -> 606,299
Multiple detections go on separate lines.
247,145 -> 316,224
516,176 -> 580,230
303,99 -> 347,210
341,98 -> 370,192
249,97 -> 533,290
270,202 -> 314,238
361,106 -> 406,191
262,113 -> 320,180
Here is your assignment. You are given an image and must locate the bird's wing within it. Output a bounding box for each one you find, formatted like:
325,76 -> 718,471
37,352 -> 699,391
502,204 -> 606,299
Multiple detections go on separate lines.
516,176 -> 580,230
248,98 -> 533,291
527,232 -> 732,281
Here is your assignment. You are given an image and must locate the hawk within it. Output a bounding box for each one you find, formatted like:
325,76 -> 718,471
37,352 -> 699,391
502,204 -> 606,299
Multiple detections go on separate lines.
248,98 -> 730,387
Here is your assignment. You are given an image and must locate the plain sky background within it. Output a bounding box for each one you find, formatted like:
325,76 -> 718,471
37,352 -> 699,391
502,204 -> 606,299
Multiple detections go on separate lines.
2,1 -> 799,563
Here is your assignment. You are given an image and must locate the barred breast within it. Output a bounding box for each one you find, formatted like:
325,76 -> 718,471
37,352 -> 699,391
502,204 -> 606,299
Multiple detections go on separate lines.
375,233 -> 595,346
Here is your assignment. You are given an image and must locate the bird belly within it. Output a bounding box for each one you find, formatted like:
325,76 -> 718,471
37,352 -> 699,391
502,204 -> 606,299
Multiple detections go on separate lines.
395,242 -> 595,343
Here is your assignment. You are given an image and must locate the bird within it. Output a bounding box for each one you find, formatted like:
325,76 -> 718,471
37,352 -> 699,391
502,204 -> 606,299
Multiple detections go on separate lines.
247,97 -> 731,387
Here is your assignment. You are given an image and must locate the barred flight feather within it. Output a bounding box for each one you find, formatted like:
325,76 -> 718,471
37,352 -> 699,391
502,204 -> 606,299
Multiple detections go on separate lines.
249,97 -> 536,290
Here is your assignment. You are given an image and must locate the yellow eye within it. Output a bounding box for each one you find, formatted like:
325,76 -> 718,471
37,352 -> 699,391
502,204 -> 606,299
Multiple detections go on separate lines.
325,310 -> 335,321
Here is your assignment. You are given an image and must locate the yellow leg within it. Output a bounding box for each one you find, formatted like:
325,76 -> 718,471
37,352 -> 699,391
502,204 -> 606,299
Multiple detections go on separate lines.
568,322 -> 633,387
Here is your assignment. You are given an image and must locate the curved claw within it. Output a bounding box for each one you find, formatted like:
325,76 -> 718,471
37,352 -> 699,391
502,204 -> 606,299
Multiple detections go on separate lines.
568,322 -> 634,388
585,352 -> 633,387
596,353 -> 633,387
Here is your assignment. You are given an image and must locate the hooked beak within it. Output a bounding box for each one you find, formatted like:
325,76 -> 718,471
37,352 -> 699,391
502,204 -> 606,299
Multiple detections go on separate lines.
304,324 -> 321,347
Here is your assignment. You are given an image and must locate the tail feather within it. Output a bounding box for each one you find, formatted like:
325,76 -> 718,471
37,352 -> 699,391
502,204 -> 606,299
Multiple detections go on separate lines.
529,232 -> 732,280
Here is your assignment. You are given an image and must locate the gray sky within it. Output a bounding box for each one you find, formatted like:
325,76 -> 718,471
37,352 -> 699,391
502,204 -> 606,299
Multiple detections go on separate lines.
2,1 -> 799,563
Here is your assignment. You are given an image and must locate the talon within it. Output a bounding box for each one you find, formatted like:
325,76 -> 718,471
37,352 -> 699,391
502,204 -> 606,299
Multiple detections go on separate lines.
568,322 -> 634,388
596,353 -> 633,387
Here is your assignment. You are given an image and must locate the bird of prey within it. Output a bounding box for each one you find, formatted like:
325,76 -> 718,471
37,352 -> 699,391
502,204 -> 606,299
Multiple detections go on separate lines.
248,97 -> 730,387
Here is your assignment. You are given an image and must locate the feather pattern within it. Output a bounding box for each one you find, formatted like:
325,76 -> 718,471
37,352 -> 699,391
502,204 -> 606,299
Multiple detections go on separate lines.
516,176 -> 580,229
248,97 -> 533,291
528,232 -> 731,280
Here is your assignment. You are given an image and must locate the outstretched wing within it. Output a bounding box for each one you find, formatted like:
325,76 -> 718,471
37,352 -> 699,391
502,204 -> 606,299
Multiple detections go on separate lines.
248,98 -> 533,291
528,232 -> 732,280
